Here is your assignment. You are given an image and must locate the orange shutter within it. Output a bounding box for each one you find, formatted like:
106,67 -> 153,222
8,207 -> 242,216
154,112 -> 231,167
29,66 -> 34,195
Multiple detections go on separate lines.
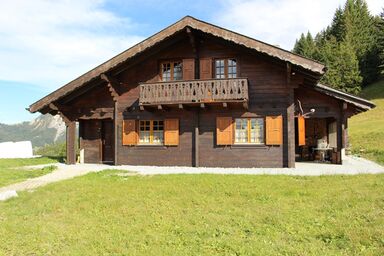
164,119 -> 179,146
183,59 -> 195,80
216,117 -> 233,145
122,120 -> 138,145
266,115 -> 283,145
199,58 -> 212,79
298,115 -> 306,146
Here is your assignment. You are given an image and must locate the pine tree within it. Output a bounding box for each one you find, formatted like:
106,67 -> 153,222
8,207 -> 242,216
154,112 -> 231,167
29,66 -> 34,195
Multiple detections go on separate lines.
341,0 -> 378,84
320,38 -> 362,94
292,0 -> 381,91
293,32 -> 317,59
377,9 -> 384,75
293,33 -> 307,55
329,7 -> 346,41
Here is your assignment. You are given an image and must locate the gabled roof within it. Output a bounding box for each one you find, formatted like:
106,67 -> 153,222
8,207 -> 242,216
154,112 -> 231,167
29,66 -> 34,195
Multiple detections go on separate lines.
314,83 -> 375,111
29,16 -> 326,113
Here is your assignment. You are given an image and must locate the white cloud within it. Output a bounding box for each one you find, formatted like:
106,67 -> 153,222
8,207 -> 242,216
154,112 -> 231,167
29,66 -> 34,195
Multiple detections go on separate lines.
213,0 -> 383,50
0,0 -> 144,90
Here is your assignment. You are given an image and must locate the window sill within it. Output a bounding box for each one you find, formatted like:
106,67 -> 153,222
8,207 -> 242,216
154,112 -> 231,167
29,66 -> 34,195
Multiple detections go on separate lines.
231,144 -> 268,149
136,144 -> 167,149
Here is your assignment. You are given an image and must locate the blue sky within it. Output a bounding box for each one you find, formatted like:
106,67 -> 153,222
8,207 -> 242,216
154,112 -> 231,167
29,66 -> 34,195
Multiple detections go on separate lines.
0,0 -> 382,124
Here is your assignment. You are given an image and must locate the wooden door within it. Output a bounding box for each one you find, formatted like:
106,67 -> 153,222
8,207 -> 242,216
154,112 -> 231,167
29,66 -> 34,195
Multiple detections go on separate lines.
102,120 -> 114,163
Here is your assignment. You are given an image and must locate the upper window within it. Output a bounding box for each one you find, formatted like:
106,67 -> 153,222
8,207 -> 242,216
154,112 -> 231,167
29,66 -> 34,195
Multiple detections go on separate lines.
215,58 -> 237,79
161,61 -> 182,81
139,120 -> 164,145
235,118 -> 264,144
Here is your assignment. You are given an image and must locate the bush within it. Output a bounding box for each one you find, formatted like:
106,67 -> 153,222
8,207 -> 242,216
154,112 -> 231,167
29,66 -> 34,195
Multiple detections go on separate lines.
34,142 -> 66,161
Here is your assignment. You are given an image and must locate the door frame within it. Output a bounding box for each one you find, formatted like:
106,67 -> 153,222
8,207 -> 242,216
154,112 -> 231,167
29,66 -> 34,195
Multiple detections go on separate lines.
101,119 -> 115,164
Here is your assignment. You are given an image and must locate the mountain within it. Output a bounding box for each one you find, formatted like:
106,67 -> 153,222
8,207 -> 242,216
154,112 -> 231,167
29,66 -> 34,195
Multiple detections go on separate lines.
0,114 -> 66,148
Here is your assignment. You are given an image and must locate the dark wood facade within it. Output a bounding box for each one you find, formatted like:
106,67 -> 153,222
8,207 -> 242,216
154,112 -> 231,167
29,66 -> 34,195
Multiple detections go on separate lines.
28,16 -> 374,167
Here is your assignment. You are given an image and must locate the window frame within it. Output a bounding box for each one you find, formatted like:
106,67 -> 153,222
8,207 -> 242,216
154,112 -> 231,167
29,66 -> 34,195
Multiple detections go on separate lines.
160,60 -> 183,82
234,117 -> 265,145
214,58 -> 237,79
138,120 -> 164,145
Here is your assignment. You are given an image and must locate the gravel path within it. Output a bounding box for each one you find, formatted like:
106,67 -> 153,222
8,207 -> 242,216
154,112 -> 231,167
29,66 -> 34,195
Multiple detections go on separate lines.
1,155 -> 383,197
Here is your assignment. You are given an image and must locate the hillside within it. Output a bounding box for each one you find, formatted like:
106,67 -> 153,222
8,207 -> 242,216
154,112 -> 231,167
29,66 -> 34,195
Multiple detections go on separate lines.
349,80 -> 384,165
0,114 -> 65,148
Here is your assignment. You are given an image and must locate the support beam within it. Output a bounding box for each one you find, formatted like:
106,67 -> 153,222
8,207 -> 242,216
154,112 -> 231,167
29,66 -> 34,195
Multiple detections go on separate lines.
114,101 -> 118,165
185,26 -> 199,79
100,73 -> 119,101
139,105 -> 145,111
337,102 -> 345,164
286,62 -> 292,87
200,103 -> 205,109
178,104 -> 183,109
186,27 -> 197,55
66,121 -> 76,165
193,110 -> 199,167
285,62 -> 295,168
222,102 -> 228,108
286,91 -> 295,168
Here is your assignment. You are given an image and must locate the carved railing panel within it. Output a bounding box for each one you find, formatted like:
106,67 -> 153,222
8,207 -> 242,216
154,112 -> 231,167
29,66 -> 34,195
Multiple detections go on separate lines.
139,78 -> 248,105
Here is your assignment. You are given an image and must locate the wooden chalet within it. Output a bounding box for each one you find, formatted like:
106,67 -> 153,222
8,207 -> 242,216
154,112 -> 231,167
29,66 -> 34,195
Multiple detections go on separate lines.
28,16 -> 375,168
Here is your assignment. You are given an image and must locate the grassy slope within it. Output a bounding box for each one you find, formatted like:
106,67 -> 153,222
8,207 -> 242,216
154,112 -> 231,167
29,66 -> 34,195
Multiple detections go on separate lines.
0,157 -> 58,187
0,171 -> 383,255
349,80 -> 384,165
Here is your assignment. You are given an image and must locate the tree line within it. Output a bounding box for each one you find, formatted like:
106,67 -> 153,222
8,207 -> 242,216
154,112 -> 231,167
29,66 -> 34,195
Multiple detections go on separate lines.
293,0 -> 384,94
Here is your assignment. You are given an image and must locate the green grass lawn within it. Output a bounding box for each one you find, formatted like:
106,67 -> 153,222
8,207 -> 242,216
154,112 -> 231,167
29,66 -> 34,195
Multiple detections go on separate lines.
0,157 -> 58,187
1,171 -> 383,255
349,79 -> 384,165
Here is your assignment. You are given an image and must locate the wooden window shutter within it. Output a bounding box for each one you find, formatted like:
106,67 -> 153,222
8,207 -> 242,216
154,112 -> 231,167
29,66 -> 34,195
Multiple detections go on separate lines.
122,120 -> 138,145
199,58 -> 212,79
164,119 -> 179,146
216,117 -> 233,145
298,115 -> 306,146
183,59 -> 195,80
266,115 -> 283,145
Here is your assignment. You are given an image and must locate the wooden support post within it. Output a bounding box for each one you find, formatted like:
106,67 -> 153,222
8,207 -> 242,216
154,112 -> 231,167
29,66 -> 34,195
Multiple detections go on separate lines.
114,101 -> 118,165
285,62 -> 295,168
337,102 -> 346,164
285,90 -> 295,168
194,110 -> 199,167
66,121 -> 76,165
186,26 -> 199,79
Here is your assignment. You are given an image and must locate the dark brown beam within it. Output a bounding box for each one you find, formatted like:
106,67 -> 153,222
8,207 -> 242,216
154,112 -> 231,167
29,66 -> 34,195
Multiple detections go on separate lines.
286,62 -> 292,87
66,121 -> 76,165
100,73 -> 119,101
186,27 -> 198,55
114,101 -> 118,165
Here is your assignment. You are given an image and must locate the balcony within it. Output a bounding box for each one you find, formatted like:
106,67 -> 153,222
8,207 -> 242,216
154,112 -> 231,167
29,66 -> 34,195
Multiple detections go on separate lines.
139,78 -> 248,107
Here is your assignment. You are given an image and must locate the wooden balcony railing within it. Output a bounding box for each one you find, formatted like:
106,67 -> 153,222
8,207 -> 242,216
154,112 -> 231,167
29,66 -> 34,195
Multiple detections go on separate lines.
139,78 -> 248,105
